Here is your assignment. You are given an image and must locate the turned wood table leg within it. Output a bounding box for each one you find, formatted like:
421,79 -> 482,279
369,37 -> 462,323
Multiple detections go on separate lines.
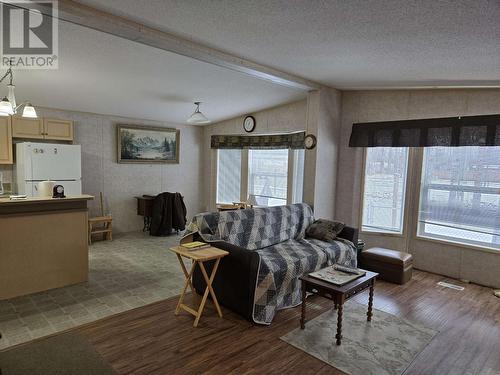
336,302 -> 343,345
367,280 -> 374,322
300,282 -> 306,329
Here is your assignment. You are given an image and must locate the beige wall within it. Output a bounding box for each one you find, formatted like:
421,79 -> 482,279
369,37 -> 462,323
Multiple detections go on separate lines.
1,107 -> 204,233
306,88 -> 342,219
336,89 -> 500,288
202,99 -> 307,211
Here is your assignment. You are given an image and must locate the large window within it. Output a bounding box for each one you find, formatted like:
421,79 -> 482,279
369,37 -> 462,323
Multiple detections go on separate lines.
216,148 -> 304,207
361,147 -> 409,233
418,146 -> 500,249
248,149 -> 288,206
216,149 -> 241,204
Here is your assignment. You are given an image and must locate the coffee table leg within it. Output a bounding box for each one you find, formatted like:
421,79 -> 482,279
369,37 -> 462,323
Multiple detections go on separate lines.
300,282 -> 306,329
367,280 -> 374,322
336,302 -> 343,345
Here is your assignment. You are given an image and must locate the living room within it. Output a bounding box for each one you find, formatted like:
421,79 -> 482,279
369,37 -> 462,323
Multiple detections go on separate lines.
0,1 -> 499,374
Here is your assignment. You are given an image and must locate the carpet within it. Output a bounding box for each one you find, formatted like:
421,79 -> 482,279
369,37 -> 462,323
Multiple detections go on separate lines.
0,333 -> 116,375
281,302 -> 437,375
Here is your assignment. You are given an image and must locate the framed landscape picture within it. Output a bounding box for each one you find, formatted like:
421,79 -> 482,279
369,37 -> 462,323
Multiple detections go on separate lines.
117,124 -> 180,164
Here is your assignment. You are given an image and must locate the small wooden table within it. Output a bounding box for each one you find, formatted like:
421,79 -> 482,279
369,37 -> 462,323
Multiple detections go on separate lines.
169,245 -> 229,327
300,269 -> 378,345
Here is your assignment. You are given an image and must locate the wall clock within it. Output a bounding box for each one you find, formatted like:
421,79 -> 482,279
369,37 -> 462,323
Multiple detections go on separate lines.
243,115 -> 256,133
304,134 -> 317,149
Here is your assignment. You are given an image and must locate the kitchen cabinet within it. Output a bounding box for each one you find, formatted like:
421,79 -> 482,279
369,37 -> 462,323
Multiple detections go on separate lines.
0,195 -> 93,299
0,117 -> 13,164
11,117 -> 44,139
44,118 -> 73,141
12,117 -> 73,141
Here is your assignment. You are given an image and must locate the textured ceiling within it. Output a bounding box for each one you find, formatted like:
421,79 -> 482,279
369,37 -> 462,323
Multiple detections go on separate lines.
12,20 -> 305,124
78,0 -> 500,89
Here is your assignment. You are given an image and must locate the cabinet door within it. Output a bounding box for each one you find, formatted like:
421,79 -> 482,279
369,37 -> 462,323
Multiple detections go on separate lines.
44,118 -> 73,141
0,117 -> 13,164
12,117 -> 44,139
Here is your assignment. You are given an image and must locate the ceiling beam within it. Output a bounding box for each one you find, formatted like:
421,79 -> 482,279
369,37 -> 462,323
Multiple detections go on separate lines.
24,0 -> 322,91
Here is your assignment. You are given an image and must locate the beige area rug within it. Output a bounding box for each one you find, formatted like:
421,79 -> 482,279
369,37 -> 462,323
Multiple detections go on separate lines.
281,302 -> 437,375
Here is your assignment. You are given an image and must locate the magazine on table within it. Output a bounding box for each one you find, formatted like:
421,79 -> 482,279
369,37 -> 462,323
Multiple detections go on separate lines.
309,264 -> 366,286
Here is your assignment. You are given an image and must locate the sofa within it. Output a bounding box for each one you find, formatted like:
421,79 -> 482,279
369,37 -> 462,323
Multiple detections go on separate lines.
182,203 -> 358,324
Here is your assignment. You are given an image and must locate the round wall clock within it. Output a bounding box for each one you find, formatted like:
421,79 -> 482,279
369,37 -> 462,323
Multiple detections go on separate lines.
243,115 -> 256,133
304,134 -> 317,149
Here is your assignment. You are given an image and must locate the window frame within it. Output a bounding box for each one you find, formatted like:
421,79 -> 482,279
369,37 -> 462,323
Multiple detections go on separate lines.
215,149 -> 243,205
359,146 -> 500,253
412,147 -> 500,253
215,148 -> 304,207
358,147 -> 416,238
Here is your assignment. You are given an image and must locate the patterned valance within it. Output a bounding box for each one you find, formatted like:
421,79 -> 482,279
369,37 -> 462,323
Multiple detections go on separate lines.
349,114 -> 500,147
211,131 -> 305,149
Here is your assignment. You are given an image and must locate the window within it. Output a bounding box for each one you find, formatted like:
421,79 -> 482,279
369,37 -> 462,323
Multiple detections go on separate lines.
418,146 -> 500,249
361,147 -> 409,233
291,149 -> 305,203
248,149 -> 288,206
216,149 -> 241,204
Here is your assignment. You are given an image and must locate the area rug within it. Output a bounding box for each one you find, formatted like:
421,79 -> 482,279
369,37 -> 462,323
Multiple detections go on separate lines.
281,302 -> 437,375
0,332 -> 116,375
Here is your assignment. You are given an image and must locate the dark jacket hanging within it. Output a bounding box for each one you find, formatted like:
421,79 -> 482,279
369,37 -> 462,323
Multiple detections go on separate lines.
150,192 -> 187,236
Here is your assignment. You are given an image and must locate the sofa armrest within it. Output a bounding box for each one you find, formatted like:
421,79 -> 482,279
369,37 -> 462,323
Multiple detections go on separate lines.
338,225 -> 358,245
192,241 -> 260,321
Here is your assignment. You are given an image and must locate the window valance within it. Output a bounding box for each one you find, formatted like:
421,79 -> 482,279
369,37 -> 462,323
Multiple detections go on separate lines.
211,131 -> 305,149
349,114 -> 500,147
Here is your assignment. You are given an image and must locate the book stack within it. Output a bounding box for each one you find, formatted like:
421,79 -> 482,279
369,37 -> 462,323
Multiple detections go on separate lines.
181,241 -> 211,251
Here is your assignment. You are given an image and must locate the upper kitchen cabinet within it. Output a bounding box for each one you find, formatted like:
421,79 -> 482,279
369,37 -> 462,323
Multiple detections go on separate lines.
12,117 -> 74,141
0,117 -> 13,164
43,119 -> 73,141
11,117 -> 44,139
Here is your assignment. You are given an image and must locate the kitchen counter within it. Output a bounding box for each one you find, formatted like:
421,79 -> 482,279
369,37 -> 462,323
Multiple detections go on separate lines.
0,194 -> 93,213
0,194 -> 94,300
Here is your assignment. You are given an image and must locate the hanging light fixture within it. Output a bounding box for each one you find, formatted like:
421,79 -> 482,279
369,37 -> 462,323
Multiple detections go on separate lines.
0,97 -> 14,116
0,65 -> 38,118
186,101 -> 210,124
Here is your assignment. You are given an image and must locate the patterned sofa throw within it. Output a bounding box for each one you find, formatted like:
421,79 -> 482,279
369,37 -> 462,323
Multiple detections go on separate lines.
183,203 -> 357,324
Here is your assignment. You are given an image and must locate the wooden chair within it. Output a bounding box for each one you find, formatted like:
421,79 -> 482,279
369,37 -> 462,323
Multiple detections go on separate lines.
88,216 -> 113,245
88,192 -> 113,245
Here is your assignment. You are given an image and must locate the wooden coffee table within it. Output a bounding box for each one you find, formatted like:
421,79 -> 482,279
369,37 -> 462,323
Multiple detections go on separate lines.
300,269 -> 378,345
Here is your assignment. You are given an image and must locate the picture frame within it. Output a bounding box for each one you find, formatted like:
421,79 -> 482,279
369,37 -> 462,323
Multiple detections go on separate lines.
117,124 -> 180,164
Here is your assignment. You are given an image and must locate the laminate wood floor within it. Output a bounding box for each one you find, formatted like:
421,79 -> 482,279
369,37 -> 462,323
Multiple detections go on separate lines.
20,271 -> 500,374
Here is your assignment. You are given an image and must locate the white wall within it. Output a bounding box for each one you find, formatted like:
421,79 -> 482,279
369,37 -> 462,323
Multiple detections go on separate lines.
1,107 -> 204,233
336,89 -> 500,288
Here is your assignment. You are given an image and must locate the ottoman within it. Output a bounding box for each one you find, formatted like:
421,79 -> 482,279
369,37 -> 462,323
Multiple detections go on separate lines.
360,247 -> 413,284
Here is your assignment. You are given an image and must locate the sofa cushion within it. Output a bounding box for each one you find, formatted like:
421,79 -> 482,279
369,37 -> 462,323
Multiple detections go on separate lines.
306,219 -> 345,242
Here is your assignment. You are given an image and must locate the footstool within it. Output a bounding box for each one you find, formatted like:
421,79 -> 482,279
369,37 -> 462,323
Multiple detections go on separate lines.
359,247 -> 413,284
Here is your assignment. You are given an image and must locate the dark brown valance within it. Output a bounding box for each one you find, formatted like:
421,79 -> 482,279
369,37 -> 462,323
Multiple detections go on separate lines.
349,114 -> 500,147
211,131 -> 305,149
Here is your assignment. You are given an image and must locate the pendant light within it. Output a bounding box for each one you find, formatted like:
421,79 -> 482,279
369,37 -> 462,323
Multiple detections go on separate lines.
0,65 -> 38,118
0,97 -> 14,116
21,102 -> 38,118
187,101 -> 210,124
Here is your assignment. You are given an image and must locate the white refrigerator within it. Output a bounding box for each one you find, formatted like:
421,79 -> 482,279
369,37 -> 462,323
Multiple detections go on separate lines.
15,142 -> 82,197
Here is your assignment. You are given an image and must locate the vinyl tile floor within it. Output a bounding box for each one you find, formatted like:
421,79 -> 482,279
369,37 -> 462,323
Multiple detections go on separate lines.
0,232 -> 186,350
